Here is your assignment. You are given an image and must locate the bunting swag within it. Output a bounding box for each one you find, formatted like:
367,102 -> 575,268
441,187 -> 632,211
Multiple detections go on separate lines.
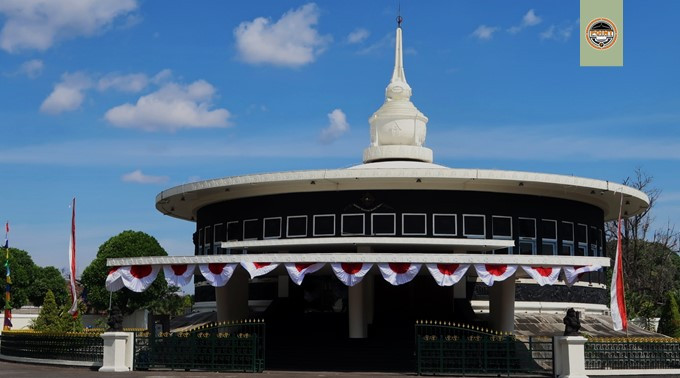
241,262 -> 279,279
120,265 -> 160,293
199,263 -> 237,287
475,264 -> 517,286
521,266 -> 561,286
164,264 -> 195,287
331,263 -> 372,286
426,263 -> 470,287
563,265 -> 602,286
105,267 -> 125,292
378,263 -> 421,286
285,263 -> 324,285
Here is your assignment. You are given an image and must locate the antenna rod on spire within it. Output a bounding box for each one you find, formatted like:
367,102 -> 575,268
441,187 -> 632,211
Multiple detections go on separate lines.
397,2 -> 403,28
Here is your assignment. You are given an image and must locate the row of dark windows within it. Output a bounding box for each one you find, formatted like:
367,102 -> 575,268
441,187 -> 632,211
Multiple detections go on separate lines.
194,213 -> 604,257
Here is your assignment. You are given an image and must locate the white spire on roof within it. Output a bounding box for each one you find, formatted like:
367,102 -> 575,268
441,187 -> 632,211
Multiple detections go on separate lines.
363,17 -> 432,164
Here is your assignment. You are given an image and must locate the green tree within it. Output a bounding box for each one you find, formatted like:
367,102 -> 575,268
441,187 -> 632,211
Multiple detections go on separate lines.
31,290 -> 64,331
28,266 -> 69,307
81,230 -> 170,314
658,291 -> 680,338
0,248 -> 39,309
148,293 -> 192,316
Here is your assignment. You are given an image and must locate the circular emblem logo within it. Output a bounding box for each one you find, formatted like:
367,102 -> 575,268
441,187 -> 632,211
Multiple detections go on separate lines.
586,18 -> 618,50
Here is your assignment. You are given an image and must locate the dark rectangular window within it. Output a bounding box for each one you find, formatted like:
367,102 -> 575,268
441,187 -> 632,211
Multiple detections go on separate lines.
214,223 -> 225,243
463,215 -> 485,238
402,214 -> 426,235
433,214 -> 457,236
226,221 -> 240,241
560,221 -> 574,256
243,219 -> 260,240
342,214 -> 365,235
263,217 -> 282,239
287,216 -> 307,238
492,216 -> 512,238
314,214 -> 335,236
518,218 -> 536,238
372,213 -> 395,235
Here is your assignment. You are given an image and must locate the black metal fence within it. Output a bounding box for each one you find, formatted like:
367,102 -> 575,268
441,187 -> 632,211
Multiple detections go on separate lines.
585,337 -> 680,370
133,319 -> 265,372
0,330 -> 103,364
415,321 -> 553,376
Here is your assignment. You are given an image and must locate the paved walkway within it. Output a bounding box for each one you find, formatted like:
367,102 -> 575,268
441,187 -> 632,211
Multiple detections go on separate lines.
0,360 -> 414,378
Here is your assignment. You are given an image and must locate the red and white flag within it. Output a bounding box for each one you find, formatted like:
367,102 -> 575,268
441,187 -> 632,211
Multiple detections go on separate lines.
199,263 -> 237,287
163,264 -> 195,287
105,267 -> 125,292
378,263 -> 421,286
521,266 -> 561,286
120,265 -> 160,293
611,194 -> 628,331
427,263 -> 470,286
67,198 -> 78,317
285,263 -> 324,285
241,262 -> 279,279
563,265 -> 601,286
331,263 -> 372,286
475,264 -> 517,286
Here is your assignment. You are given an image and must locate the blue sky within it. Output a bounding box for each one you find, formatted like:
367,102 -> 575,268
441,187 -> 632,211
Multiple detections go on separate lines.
1,1 -> 679,283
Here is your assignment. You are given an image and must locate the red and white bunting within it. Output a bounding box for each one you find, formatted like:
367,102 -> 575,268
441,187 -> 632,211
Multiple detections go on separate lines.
163,264 -> 195,287
475,264 -> 517,286
331,263 -> 372,287
378,263 -> 421,286
120,265 -> 160,293
241,262 -> 279,279
105,267 -> 124,292
521,266 -> 561,286
426,263 -> 470,287
563,265 -> 601,286
199,263 -> 237,287
285,263 -> 325,285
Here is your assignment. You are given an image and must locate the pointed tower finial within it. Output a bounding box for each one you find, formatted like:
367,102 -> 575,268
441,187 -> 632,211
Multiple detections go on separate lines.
397,3 -> 403,28
363,18 -> 432,164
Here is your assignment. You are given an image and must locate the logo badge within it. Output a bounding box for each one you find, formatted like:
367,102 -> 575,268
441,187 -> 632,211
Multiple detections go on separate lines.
586,18 -> 618,50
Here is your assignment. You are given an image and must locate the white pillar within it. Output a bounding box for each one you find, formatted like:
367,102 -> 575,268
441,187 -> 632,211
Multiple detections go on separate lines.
553,336 -> 588,378
348,280 -> 367,338
216,268 -> 249,323
99,332 -> 134,372
488,278 -> 516,333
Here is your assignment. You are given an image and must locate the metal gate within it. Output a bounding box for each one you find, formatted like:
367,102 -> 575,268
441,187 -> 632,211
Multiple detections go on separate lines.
133,319 -> 265,372
415,320 -> 553,376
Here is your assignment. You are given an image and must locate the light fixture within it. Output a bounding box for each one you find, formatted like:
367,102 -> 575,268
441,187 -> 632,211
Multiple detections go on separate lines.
181,195 -> 186,201
590,190 -> 596,194
416,178 -> 422,183
310,180 -> 316,185
518,182 -> 524,187
625,200 -> 630,205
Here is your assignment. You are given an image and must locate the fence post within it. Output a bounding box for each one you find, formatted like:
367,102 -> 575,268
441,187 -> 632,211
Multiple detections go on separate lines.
553,336 -> 588,378
100,331 -> 134,372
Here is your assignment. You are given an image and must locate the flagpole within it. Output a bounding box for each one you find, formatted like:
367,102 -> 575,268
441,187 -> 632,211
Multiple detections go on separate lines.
3,221 -> 12,331
67,198 -> 79,320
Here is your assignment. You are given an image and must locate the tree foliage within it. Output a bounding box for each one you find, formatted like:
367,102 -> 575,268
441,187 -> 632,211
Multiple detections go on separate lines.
29,266 -> 70,307
81,230 -> 170,314
658,291 -> 680,338
0,248 -> 69,309
605,169 -> 680,321
31,289 -> 84,332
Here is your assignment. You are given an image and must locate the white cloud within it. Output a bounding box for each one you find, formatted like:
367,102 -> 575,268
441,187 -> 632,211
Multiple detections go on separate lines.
509,9 -> 542,34
357,32 -> 393,54
18,59 -> 44,78
347,28 -> 369,44
97,73 -> 148,92
320,108 -> 349,143
540,24 -> 574,41
40,72 -> 93,114
233,3 -> 331,67
104,80 -> 231,132
121,169 -> 169,184
0,0 -> 138,53
471,25 -> 499,41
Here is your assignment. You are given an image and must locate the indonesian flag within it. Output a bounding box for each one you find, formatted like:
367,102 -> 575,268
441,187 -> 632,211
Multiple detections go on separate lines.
427,263 -> 470,286
163,264 -> 195,287
611,194 -> 628,331
105,267 -> 125,292
563,265 -> 602,286
199,263 -> 237,287
475,264 -> 517,286
378,263 -> 421,286
285,263 -> 324,285
67,198 -> 78,317
521,266 -> 561,286
120,265 -> 160,293
241,262 -> 279,279
331,263 -> 372,286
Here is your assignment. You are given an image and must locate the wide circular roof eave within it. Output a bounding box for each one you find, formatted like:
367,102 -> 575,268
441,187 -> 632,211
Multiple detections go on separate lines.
156,165 -> 649,222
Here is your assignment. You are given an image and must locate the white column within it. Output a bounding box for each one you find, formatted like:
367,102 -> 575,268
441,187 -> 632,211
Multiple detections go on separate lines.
488,278 -> 516,333
348,280 -> 366,338
99,332 -> 134,372
216,268 -> 249,323
553,336 -> 588,378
